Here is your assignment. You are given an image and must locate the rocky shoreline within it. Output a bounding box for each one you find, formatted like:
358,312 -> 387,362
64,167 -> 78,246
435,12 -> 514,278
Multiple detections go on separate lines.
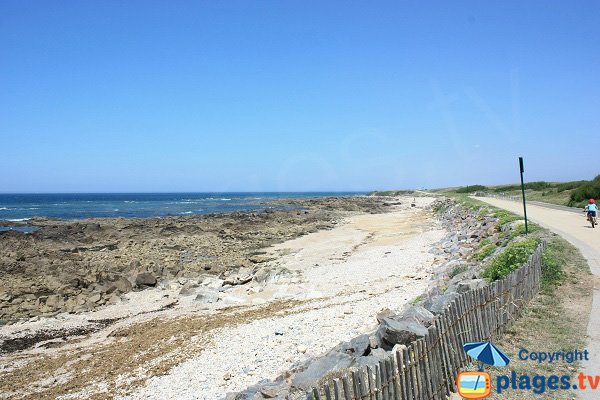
0,196 -> 394,323
228,197 -> 527,399
0,194 -> 530,400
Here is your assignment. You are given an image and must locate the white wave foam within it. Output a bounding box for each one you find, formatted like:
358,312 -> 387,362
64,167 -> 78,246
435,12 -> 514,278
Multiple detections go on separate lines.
181,211 -> 193,214
0,207 -> 8,211
221,198 -> 232,201
6,218 -> 31,222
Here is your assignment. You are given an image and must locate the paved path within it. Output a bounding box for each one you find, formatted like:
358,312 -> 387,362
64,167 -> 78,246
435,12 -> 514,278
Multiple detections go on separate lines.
477,197 -> 600,399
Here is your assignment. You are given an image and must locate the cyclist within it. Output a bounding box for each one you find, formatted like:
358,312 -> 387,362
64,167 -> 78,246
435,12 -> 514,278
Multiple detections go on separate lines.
585,198 -> 598,226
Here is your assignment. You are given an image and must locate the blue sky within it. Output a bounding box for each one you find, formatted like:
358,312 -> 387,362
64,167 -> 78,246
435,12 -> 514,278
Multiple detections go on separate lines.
1,1 -> 599,192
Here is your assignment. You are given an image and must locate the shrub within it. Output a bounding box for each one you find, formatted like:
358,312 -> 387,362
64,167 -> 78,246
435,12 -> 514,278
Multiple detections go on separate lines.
449,264 -> 469,278
474,244 -> 496,261
568,176 -> 600,206
493,210 -> 521,227
482,238 -> 541,281
556,180 -> 587,192
504,223 -> 541,241
455,185 -> 488,193
539,238 -> 581,287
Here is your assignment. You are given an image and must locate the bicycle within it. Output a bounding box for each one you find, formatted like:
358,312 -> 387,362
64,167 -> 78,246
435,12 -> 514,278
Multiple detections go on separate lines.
585,209 -> 597,228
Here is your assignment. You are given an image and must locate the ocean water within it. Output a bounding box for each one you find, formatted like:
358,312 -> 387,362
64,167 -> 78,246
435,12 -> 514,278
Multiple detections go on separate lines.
0,192 -> 365,221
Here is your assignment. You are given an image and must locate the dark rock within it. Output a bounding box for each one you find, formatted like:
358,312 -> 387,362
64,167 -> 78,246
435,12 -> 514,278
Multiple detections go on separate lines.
135,272 -> 157,288
45,294 -> 62,309
422,292 -> 458,314
224,268 -> 254,286
88,293 -> 102,303
194,289 -> 219,304
106,277 -> 133,294
457,279 -> 486,293
85,223 -> 101,232
376,308 -> 395,323
376,318 -> 428,349
253,266 -> 292,284
347,334 -> 371,356
179,282 -> 199,296
259,383 -> 288,398
355,348 -> 390,367
397,304 -> 435,327
291,352 -> 354,391
68,278 -> 82,289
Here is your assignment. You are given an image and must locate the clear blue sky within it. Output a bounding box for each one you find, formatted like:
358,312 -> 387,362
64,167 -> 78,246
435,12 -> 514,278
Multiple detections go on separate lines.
1,1 -> 599,192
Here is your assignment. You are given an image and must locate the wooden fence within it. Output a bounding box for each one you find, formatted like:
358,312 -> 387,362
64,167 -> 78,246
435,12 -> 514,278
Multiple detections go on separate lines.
308,242 -> 546,400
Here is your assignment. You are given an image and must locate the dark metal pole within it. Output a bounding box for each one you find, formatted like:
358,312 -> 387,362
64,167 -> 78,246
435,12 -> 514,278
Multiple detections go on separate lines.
519,157 -> 528,235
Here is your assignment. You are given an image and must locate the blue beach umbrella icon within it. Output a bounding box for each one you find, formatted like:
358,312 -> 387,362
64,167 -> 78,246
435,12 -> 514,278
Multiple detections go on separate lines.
463,341 -> 511,369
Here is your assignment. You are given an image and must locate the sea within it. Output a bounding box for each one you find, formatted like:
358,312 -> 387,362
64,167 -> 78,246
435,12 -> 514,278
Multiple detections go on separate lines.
0,192 -> 365,221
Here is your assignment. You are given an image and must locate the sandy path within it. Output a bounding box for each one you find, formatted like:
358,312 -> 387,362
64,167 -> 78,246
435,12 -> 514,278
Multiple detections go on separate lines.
477,197 -> 600,400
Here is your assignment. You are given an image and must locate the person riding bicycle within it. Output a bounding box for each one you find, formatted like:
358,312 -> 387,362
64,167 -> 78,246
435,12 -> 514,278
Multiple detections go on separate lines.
585,198 -> 598,225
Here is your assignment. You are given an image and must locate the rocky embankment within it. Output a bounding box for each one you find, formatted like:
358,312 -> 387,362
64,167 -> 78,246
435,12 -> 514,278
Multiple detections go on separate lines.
230,198 -> 524,399
0,197 -> 393,323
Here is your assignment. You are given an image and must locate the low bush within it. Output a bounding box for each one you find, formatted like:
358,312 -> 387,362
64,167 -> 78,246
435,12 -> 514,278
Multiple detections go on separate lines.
556,180 -> 587,192
482,238 -> 541,281
492,181 -> 553,193
568,175 -> 600,206
455,185 -> 488,193
504,222 -> 541,241
474,244 -> 496,261
493,210 -> 521,227
449,264 -> 469,278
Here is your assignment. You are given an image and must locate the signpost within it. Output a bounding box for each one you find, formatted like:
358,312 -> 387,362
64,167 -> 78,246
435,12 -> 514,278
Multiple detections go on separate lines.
519,157 -> 529,235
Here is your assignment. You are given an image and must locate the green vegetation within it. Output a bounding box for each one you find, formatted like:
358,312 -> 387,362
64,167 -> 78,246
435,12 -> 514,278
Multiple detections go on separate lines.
454,184 -> 487,193
568,175 -> 600,206
540,236 -> 586,288
410,293 -> 426,304
525,189 -> 572,206
487,236 -> 592,400
440,175 -> 600,208
503,222 -> 541,242
445,196 -> 593,399
482,238 -> 541,281
366,190 -> 415,196
443,193 -> 486,210
493,209 -> 522,227
491,181 -> 553,192
473,243 -> 496,261
448,264 -> 469,278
